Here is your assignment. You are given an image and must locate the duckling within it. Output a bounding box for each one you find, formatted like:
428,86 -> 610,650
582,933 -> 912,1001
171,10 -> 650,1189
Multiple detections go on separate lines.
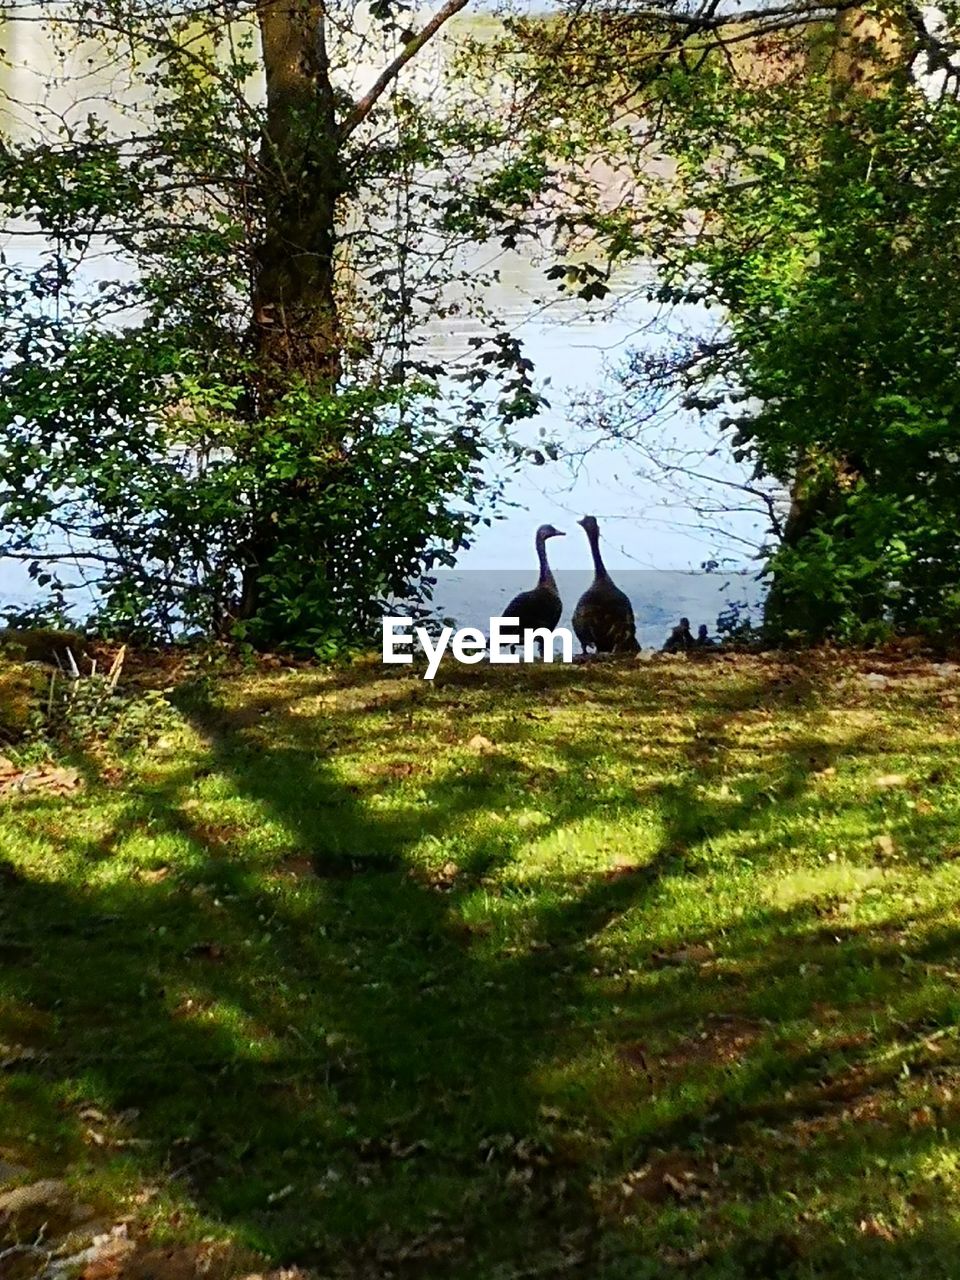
572,516 -> 639,655
503,524 -> 565,654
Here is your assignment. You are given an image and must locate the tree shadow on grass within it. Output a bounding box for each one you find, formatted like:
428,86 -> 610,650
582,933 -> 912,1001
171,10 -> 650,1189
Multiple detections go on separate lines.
3,658 -> 960,1277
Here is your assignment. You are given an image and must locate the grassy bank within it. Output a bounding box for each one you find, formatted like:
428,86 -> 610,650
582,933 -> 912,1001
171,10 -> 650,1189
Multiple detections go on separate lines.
3,651 -> 960,1278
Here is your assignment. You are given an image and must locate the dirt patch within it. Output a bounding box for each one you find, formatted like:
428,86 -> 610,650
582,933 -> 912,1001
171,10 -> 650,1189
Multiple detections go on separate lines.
598,1150 -> 717,1220
269,850 -> 400,881
632,1152 -> 714,1203
102,1242 -> 268,1280
617,1042 -> 651,1074
271,855 -> 317,880
312,852 -> 398,879
601,859 -> 650,881
656,1016 -> 764,1073
182,941 -> 226,963
649,943 -> 715,968
362,760 -> 422,781
187,822 -> 249,853
747,1061 -> 891,1133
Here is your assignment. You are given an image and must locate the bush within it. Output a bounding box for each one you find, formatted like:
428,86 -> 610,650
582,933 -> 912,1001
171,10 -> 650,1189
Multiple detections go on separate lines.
0,660 -> 47,742
0,642 -> 184,754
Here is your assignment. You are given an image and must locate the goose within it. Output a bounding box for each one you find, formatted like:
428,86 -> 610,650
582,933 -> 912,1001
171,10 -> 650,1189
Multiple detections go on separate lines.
662,616 -> 694,653
695,624 -> 716,649
503,524 -> 565,654
571,516 -> 639,654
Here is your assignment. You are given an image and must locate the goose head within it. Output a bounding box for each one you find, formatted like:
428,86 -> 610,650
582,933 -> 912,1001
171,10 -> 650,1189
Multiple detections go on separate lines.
536,524 -> 565,540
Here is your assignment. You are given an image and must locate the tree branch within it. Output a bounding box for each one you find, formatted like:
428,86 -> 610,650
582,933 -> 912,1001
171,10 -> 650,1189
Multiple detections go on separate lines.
902,0 -> 960,87
339,0 -> 470,141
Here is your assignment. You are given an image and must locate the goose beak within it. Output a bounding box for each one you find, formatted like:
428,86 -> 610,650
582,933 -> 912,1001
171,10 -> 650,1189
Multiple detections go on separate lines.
576,517 -> 586,529
554,529 -> 566,537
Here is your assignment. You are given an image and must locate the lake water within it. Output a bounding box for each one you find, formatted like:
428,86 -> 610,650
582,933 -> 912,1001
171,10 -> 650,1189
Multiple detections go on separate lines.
427,568 -> 763,647
0,5 -> 772,620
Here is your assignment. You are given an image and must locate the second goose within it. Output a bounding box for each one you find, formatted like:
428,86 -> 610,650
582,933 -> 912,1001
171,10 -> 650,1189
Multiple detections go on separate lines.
572,516 -> 639,654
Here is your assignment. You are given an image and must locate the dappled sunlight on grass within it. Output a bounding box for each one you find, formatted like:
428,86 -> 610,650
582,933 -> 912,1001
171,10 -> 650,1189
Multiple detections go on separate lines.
3,652 -> 960,1275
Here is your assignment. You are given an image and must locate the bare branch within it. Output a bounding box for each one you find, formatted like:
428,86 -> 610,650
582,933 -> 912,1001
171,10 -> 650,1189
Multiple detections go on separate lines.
339,0 -> 470,140
636,0 -> 858,30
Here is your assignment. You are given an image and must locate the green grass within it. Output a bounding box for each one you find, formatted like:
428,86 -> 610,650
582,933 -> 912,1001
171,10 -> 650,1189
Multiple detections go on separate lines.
3,651 -> 960,1277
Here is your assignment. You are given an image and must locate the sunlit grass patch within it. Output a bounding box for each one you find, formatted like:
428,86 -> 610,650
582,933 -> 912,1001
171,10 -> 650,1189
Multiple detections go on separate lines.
767,861 -> 886,908
2,652 -> 960,1276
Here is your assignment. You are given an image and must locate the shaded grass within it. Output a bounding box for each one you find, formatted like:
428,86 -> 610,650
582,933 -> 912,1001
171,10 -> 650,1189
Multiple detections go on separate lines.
3,651 -> 960,1277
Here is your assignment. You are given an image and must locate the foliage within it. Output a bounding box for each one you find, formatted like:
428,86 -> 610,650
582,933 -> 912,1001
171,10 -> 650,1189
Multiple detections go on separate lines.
668,72 -> 960,643
234,383 -> 493,653
0,637 -> 182,751
0,0 -> 544,650
457,11 -> 786,573
491,5 -> 960,642
43,665 -> 182,752
715,597 -> 762,646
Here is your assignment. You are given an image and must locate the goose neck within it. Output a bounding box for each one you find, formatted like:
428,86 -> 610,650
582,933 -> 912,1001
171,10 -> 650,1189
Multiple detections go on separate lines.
586,525 -> 608,580
536,533 -> 558,592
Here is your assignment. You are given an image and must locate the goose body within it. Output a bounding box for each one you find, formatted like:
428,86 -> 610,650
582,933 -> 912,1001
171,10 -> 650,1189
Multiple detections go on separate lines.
504,524 -> 564,644
572,516 -> 639,654
663,617 -> 694,653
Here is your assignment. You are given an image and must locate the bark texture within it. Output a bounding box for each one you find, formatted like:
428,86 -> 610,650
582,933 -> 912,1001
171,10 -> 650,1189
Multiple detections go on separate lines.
254,0 -> 341,392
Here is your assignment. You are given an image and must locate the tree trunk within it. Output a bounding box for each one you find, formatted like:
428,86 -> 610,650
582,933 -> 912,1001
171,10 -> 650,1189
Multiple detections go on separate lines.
254,0 -> 341,391
231,0 -> 470,637
239,0 -> 342,626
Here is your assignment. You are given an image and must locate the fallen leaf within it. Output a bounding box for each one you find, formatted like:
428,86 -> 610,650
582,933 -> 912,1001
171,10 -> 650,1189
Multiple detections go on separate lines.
467,734 -> 497,754
662,1170 -> 705,1200
859,672 -> 889,690
0,762 -> 82,798
874,773 -> 908,788
140,865 -> 170,884
859,1216 -> 895,1242
78,1229 -> 135,1280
